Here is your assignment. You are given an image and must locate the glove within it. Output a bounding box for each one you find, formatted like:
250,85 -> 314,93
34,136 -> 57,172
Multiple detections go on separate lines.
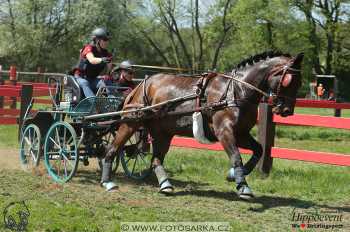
103,75 -> 113,81
101,57 -> 112,64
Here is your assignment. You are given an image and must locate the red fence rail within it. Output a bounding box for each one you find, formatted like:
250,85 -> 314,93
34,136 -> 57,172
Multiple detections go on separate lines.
171,103 -> 350,169
0,67 -> 349,170
0,66 -> 56,125
296,98 -> 350,109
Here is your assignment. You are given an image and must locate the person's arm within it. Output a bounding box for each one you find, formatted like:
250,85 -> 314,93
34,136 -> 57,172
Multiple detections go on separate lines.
86,52 -> 104,64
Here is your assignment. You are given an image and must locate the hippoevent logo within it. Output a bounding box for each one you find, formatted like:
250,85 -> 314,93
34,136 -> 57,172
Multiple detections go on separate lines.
291,207 -> 344,230
3,201 -> 30,232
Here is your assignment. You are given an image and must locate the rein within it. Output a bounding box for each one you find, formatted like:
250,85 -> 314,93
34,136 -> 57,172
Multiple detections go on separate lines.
217,62 -> 301,104
219,73 -> 270,98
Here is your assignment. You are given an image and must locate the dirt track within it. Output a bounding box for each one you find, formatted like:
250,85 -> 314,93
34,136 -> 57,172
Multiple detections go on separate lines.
0,148 -> 101,172
0,149 -> 21,170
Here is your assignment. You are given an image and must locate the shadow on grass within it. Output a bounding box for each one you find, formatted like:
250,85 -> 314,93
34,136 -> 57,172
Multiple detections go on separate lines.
173,188 -> 350,213
74,169 -> 209,189
72,169 -> 350,214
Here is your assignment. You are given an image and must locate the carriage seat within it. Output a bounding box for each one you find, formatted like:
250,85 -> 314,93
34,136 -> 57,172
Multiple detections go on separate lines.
63,75 -> 84,105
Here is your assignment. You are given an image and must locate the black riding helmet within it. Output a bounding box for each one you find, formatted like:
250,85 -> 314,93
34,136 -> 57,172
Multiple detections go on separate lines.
91,27 -> 111,41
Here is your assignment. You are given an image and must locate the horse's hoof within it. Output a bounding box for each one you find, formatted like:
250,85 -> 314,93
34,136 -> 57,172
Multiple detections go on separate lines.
159,179 -> 174,195
102,181 -> 118,192
237,185 -> 254,200
226,167 -> 235,182
159,187 -> 174,195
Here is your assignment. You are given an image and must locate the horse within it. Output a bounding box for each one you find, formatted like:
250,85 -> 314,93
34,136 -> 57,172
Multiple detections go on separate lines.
100,51 -> 304,199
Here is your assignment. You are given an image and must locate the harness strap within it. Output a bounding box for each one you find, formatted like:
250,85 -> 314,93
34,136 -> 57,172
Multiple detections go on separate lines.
220,73 -> 271,98
143,75 -> 151,106
195,72 -> 217,110
219,78 -> 233,102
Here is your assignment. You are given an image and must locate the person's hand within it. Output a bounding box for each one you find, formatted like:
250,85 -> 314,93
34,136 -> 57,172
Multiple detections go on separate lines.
101,57 -> 112,64
102,75 -> 113,81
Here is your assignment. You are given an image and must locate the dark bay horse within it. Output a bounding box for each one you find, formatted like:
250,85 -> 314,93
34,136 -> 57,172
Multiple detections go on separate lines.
101,51 -> 304,199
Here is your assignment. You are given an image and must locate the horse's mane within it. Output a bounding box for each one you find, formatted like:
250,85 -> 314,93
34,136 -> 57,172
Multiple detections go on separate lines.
235,50 -> 291,70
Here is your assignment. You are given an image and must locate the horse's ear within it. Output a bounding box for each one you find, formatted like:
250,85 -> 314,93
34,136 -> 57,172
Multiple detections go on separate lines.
292,53 -> 304,67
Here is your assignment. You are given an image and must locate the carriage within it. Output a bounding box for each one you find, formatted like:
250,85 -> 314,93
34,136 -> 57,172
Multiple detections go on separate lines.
17,51 -> 304,199
19,75 -> 152,183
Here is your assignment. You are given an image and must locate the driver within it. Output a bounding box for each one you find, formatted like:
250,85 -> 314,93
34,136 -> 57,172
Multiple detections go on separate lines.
105,60 -> 136,97
73,27 -> 113,98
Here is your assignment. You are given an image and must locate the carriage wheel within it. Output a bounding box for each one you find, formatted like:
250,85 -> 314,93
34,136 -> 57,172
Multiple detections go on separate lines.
120,130 -> 152,180
44,122 -> 79,183
19,124 -> 41,171
97,132 -> 120,173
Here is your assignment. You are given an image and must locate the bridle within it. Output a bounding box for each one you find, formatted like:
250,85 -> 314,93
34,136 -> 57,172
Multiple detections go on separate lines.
220,58 -> 301,106
268,60 -> 300,93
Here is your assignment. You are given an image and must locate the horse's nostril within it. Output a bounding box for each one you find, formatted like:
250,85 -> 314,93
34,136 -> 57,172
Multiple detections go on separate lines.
282,107 -> 292,115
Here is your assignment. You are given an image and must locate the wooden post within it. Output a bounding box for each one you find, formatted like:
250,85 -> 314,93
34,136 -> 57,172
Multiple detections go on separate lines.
0,65 -> 3,108
37,66 -> 44,83
18,84 -> 33,140
9,65 -> 17,109
333,78 -> 341,117
257,103 -> 276,175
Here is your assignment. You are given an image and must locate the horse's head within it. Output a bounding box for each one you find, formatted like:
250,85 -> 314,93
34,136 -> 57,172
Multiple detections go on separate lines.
265,53 -> 304,117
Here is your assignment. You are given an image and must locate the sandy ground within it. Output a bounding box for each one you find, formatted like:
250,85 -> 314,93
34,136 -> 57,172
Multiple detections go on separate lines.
0,149 -> 21,170
0,148 -> 101,171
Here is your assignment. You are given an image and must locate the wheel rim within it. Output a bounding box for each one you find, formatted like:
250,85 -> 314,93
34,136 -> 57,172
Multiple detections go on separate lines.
20,124 -> 41,170
121,131 -> 152,180
44,122 -> 79,183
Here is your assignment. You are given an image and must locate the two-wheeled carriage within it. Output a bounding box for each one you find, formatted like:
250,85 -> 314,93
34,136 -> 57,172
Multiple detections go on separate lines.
19,75 -> 152,183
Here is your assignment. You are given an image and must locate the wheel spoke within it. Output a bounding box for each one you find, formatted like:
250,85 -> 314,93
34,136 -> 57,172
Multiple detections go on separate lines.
49,137 -> 61,149
30,150 -> 36,160
125,157 -> 132,165
28,128 -> 32,144
139,154 -> 148,167
63,127 -> 67,146
57,156 -> 62,176
33,137 -> 39,150
55,128 -> 61,148
24,137 -> 31,146
66,137 -> 73,146
131,156 -> 138,174
138,158 -> 142,176
63,159 -> 68,177
60,152 -> 75,169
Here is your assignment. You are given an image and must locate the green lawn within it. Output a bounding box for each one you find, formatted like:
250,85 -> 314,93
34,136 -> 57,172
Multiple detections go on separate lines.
0,106 -> 349,231
294,107 -> 350,117
0,125 -> 18,148
0,148 -> 349,232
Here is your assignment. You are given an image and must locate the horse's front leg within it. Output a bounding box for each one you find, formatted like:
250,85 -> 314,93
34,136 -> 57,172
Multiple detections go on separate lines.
213,117 -> 254,200
101,123 -> 138,191
227,134 -> 262,181
150,133 -> 174,194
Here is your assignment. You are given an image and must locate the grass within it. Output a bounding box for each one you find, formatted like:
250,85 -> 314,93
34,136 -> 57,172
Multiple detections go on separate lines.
0,106 -> 349,231
0,125 -> 18,148
0,148 -> 349,232
294,107 -> 350,118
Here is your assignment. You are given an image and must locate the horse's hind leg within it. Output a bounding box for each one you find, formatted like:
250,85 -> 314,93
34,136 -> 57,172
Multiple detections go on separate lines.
227,134 -> 262,181
213,117 -> 254,200
150,133 -> 174,194
101,122 -> 139,191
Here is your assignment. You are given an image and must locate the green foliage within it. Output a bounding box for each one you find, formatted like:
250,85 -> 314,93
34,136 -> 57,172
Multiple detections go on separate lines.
0,0 -> 349,98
